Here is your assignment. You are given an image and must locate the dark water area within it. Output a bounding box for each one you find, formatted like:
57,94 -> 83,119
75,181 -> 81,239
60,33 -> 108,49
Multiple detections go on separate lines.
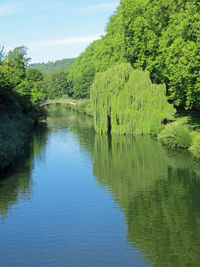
1,105 -> 200,267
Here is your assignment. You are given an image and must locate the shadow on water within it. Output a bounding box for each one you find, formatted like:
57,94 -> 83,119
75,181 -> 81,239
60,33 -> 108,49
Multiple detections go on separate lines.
91,134 -> 200,266
0,123 -> 49,219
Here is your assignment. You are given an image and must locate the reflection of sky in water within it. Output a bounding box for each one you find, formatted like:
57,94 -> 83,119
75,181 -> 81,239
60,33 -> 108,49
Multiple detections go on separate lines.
0,107 -> 200,267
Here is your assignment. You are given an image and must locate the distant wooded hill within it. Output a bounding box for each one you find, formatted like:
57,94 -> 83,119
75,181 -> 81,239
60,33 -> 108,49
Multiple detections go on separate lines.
28,58 -> 75,74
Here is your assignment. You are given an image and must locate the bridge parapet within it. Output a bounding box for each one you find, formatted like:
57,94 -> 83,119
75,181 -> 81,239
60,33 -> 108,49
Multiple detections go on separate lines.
40,100 -> 76,106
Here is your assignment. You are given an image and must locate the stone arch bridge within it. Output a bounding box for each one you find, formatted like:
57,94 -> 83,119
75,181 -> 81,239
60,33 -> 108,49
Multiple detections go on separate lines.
40,100 -> 76,106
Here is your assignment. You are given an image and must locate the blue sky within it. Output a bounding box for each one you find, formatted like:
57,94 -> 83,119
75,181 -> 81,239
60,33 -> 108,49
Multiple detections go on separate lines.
0,0 -> 120,63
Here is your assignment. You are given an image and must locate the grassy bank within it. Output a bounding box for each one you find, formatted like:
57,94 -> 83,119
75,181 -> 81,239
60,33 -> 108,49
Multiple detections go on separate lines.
68,99 -> 93,117
158,113 -> 200,158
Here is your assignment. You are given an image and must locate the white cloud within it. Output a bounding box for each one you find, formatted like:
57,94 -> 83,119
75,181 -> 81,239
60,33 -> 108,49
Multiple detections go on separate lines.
28,34 -> 102,50
42,1 -> 119,14
0,4 -> 21,16
5,34 -> 104,62
6,34 -> 102,53
75,2 -> 119,13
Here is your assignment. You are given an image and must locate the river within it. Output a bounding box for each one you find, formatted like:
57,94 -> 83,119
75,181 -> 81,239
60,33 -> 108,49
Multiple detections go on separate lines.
0,105 -> 200,267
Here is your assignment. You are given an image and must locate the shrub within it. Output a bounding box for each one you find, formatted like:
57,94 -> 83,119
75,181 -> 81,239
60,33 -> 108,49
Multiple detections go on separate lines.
189,132 -> 200,157
158,123 -> 192,149
69,100 -> 93,117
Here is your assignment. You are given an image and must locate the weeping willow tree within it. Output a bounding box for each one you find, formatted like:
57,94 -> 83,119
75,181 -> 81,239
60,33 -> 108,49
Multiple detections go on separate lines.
91,63 -> 175,135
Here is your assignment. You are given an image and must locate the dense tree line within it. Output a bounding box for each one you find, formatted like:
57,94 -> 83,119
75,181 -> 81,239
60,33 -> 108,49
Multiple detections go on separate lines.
43,70 -> 73,99
0,45 -> 73,169
0,46 -> 45,119
68,0 -> 200,111
0,45 -> 73,119
28,58 -> 75,74
68,10 -> 126,99
121,0 -> 200,110
0,46 -> 46,170
28,67 -> 73,100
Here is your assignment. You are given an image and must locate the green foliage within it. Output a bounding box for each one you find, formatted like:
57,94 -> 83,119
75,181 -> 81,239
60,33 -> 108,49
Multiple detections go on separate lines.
91,63 -> 175,135
0,46 -> 46,170
121,0 -> 200,110
0,64 -> 14,99
68,7 -> 126,98
67,42 -> 97,99
28,58 -> 75,74
0,104 -> 33,169
26,68 -> 43,82
189,132 -> 200,157
0,47 -> 30,101
14,68 -> 46,116
158,123 -> 192,148
43,70 -> 72,99
5,46 -> 30,86
69,100 -> 93,116
0,46 -> 5,63
67,0 -> 200,110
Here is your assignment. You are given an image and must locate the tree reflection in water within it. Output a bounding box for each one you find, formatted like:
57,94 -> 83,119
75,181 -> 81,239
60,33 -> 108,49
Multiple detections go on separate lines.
1,106 -> 200,266
0,123 -> 48,219
92,134 -> 200,266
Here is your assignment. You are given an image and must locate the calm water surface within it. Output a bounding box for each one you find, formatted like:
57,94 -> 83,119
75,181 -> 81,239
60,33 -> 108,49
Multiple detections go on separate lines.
1,105 -> 200,267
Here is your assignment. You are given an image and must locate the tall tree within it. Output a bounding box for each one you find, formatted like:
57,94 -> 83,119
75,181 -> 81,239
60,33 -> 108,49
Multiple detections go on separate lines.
68,6 -> 126,98
121,0 -> 200,110
5,46 -> 30,86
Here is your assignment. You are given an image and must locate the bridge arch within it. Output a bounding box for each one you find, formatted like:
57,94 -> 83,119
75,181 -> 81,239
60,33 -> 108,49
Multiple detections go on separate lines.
40,100 -> 76,107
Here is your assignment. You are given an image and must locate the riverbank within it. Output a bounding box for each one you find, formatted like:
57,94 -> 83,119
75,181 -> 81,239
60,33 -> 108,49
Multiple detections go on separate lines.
47,97 -> 200,158
0,97 -> 93,174
63,98 -> 200,158
158,112 -> 200,158
68,99 -> 93,117
3,106 -> 200,266
0,102 -> 37,174
44,98 -> 93,117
